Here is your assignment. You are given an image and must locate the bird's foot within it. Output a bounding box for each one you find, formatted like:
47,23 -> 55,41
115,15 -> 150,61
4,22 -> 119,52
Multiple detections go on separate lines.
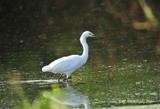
60,77 -> 72,83
62,78 -> 71,83
58,75 -> 72,83
58,74 -> 64,82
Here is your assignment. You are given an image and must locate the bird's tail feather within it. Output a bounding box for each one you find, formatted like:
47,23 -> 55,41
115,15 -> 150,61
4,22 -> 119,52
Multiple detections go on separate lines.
42,65 -> 50,72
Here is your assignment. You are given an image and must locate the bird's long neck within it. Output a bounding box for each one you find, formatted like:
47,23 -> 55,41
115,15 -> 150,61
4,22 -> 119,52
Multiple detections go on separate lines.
80,36 -> 89,63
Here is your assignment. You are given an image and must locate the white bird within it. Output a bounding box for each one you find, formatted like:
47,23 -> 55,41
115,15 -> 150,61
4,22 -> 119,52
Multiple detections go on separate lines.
42,31 -> 96,80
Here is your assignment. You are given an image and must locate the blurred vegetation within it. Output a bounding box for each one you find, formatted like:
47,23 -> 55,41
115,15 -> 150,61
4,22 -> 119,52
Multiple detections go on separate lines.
0,0 -> 160,64
20,84 -> 70,109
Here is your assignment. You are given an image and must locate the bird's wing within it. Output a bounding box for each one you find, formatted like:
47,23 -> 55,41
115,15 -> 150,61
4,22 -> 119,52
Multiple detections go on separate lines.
48,55 -> 82,73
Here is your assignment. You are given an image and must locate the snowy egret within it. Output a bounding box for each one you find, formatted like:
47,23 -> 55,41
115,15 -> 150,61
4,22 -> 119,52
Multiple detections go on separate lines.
42,31 -> 96,80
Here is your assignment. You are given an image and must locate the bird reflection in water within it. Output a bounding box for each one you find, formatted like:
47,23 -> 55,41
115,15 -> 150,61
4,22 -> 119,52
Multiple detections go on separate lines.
43,83 -> 91,109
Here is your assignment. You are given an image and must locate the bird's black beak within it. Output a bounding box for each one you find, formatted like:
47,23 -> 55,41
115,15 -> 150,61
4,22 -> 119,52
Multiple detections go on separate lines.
91,32 -> 104,39
94,34 -> 104,39
92,34 -> 97,38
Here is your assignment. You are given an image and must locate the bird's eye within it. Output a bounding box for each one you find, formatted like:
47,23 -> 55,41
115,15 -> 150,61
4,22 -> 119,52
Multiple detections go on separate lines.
89,33 -> 92,35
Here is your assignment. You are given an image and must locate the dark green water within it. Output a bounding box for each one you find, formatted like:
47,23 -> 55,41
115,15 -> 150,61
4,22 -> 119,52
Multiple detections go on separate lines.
0,1 -> 160,109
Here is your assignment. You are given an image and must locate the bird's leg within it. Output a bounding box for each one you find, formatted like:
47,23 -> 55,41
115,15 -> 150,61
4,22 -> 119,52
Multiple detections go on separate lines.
60,75 -> 69,82
58,74 -> 70,82
62,76 -> 68,82
67,76 -> 72,80
63,75 -> 72,82
58,74 -> 63,82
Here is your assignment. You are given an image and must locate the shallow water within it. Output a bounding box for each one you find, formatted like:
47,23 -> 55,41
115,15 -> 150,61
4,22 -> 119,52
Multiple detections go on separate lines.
0,1 -> 160,109
0,47 -> 160,108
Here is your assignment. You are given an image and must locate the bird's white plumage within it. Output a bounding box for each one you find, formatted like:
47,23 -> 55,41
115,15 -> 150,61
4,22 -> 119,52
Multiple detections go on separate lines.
42,55 -> 83,78
42,31 -> 96,79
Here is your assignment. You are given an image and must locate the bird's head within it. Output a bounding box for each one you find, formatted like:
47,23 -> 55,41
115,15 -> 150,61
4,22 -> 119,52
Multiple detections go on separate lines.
80,31 -> 97,43
82,31 -> 96,38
